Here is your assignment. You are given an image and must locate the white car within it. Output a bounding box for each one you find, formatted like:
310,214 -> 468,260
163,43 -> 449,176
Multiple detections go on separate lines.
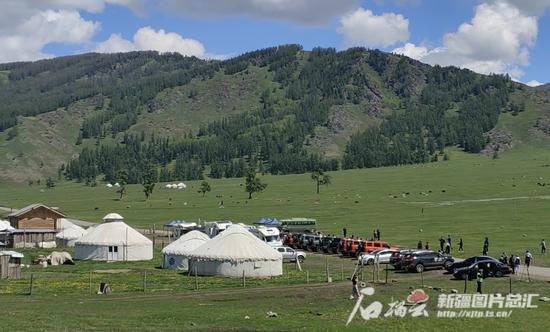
359,249 -> 398,265
274,246 -> 306,263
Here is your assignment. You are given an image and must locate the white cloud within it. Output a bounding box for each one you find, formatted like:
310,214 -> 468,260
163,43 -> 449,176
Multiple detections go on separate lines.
392,1 -> 539,80
160,0 -> 360,25
526,80 -> 544,87
0,10 -> 100,63
96,27 -> 207,58
0,0 -> 143,63
338,8 -> 410,48
497,0 -> 550,15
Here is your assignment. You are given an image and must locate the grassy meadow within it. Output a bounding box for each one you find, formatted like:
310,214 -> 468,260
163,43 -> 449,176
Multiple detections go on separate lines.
2,146 -> 550,266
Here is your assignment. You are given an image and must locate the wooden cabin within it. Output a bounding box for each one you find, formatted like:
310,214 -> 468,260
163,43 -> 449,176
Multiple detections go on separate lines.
8,204 -> 66,230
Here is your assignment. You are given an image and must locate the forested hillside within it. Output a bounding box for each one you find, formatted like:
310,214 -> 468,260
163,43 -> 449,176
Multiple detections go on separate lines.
0,45 -> 535,184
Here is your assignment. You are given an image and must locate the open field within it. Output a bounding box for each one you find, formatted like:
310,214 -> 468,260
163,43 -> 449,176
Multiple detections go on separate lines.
2,146 -> 550,330
2,146 -> 550,266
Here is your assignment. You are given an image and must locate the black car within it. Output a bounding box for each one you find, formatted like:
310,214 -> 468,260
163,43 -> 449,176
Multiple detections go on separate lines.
402,251 -> 454,273
320,236 -> 335,253
390,249 -> 425,270
453,260 -> 511,280
446,256 -> 497,272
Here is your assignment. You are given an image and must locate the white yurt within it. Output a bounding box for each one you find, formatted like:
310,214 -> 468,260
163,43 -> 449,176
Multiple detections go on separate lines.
56,219 -> 87,247
106,183 -> 113,188
74,213 -> 152,261
187,224 -> 282,277
161,230 -> 210,269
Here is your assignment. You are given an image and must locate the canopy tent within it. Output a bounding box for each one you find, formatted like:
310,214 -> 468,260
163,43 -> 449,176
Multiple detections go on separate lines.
165,220 -> 184,227
74,213 -> 152,261
255,217 -> 281,226
187,224 -> 282,277
161,230 -> 210,269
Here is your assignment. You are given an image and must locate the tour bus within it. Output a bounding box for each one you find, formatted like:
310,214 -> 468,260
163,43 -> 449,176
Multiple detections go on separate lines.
203,220 -> 233,238
280,218 -> 317,232
250,226 -> 283,247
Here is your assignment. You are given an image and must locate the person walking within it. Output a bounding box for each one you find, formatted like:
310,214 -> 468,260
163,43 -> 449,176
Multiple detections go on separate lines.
458,238 -> 464,252
541,239 -> 547,255
476,268 -> 484,294
351,274 -> 359,299
483,237 -> 489,250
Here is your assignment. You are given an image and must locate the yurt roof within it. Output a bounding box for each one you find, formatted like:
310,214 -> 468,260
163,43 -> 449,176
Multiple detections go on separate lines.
75,221 -> 152,246
187,225 -> 281,262
161,230 -> 210,255
56,225 -> 87,240
103,212 -> 124,222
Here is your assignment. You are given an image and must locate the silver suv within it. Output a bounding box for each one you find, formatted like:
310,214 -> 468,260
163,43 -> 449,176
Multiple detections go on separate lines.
274,246 -> 306,263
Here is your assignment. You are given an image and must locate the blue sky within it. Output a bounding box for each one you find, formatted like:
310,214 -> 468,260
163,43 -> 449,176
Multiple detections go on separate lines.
2,1 -> 549,85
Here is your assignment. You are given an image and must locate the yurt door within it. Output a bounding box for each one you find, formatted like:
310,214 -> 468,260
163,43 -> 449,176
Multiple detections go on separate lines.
108,246 -> 119,260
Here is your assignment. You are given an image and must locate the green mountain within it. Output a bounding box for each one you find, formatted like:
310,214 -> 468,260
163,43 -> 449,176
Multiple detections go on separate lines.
0,45 -> 547,183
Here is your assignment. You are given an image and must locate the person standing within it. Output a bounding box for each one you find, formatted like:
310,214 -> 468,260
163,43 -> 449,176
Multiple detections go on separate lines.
458,238 -> 464,252
445,242 -> 451,254
343,227 -> 347,238
447,234 -> 452,249
525,250 -> 533,269
509,255 -> 515,274
514,255 -> 521,275
484,237 -> 489,251
425,241 -> 430,250
351,274 -> 359,299
376,229 -> 381,241
476,268 -> 484,294
439,237 -> 445,252
541,239 -> 547,255
417,240 -> 423,249
373,229 -> 377,241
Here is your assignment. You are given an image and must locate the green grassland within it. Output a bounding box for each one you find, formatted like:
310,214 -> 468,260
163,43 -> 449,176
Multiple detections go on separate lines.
1,145 -> 550,267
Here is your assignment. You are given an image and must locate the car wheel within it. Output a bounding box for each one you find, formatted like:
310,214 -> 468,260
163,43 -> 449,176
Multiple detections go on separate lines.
415,264 -> 425,273
367,259 -> 374,265
444,260 -> 453,270
495,270 -> 503,278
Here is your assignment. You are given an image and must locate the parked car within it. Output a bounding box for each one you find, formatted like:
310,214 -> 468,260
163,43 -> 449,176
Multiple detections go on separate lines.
453,260 -> 511,280
320,236 -> 336,253
359,249 -> 400,265
305,234 -> 324,251
341,239 -> 360,256
328,237 -> 342,254
352,240 -> 399,257
390,249 -> 424,270
401,251 -> 454,273
446,255 -> 498,272
274,246 -> 306,263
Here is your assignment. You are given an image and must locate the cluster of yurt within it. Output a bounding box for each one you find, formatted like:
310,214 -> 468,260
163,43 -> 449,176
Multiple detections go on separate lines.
165,182 -> 187,189
74,213 -> 152,261
161,230 -> 209,269
182,224 -> 282,277
105,183 -> 121,188
56,219 -> 87,247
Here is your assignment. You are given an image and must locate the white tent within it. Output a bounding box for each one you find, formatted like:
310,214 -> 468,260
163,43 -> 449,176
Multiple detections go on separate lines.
114,182 -> 120,187
56,221 -> 87,247
165,184 -> 173,189
187,224 -> 282,277
161,230 -> 210,269
106,183 -> 113,188
177,182 -> 186,188
74,213 -> 152,261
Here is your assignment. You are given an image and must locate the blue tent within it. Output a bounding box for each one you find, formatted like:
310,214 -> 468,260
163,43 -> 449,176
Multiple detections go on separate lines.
255,217 -> 281,226
165,220 -> 185,227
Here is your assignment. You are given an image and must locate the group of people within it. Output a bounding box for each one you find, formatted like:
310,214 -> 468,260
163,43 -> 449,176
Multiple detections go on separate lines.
342,228 -> 381,241
416,234 -> 464,254
499,250 -> 534,275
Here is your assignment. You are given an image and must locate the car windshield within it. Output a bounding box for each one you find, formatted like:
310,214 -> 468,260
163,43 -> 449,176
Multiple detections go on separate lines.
371,250 -> 383,255
265,236 -> 279,242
